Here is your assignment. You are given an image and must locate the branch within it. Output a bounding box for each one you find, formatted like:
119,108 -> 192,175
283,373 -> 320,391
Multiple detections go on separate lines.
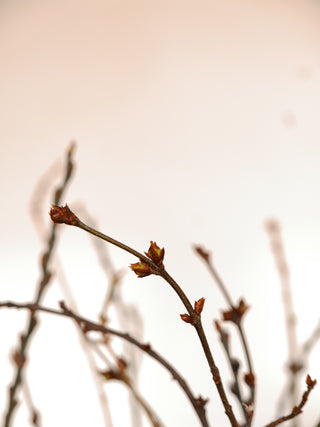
265,219 -> 300,376
0,301 -> 210,427
49,205 -> 239,427
3,144 -> 75,427
264,375 -> 317,427
194,245 -> 255,424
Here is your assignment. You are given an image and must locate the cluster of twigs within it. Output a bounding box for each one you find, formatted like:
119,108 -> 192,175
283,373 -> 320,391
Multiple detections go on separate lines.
1,145 -> 319,427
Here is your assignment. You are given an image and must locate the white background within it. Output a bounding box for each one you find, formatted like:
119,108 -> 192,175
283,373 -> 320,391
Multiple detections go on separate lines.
1,0 -> 320,426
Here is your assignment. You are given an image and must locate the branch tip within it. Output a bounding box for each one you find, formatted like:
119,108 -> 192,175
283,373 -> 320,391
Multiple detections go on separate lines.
49,204 -> 79,226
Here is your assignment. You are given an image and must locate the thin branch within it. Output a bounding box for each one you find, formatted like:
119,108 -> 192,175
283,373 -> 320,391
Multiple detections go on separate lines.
264,375 -> 317,427
100,354 -> 164,427
301,319 -> 320,359
3,144 -> 75,427
0,301 -> 210,427
265,219 -> 300,419
49,206 -> 239,427
214,321 -> 247,421
74,204 -> 145,427
22,380 -> 41,427
55,262 -> 113,427
194,245 -> 255,424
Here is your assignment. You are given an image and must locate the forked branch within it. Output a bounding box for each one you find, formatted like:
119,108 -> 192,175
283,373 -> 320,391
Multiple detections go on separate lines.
0,301 -> 209,427
264,375 -> 316,427
49,205 -> 239,427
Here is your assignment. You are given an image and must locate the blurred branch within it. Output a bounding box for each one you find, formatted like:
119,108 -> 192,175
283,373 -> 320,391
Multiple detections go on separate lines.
264,375 -> 317,427
73,204 -> 144,427
194,245 -> 255,426
22,379 -> 41,427
3,144 -> 75,427
55,262 -> 113,427
265,219 -> 301,422
0,301 -> 210,427
99,355 -> 164,427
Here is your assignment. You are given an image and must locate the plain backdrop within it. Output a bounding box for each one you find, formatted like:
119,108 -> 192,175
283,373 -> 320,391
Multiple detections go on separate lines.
1,0 -> 320,426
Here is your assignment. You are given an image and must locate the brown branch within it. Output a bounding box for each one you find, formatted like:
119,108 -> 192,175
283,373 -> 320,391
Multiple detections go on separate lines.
264,375 -> 317,427
49,206 -> 239,427
55,262 -> 113,427
214,321 -> 247,422
194,245 -> 255,425
265,219 -> 300,418
22,379 -> 41,427
100,355 -> 164,427
3,144 -> 75,427
0,301 -> 210,427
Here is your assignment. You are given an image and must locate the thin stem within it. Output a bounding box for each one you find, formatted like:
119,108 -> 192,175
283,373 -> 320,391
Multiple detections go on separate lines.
194,246 -> 255,419
56,261 -> 113,427
68,218 -> 238,426
264,375 -> 317,427
3,144 -> 75,427
0,301 -> 210,427
205,262 -> 234,308
265,219 -> 299,416
215,323 -> 248,421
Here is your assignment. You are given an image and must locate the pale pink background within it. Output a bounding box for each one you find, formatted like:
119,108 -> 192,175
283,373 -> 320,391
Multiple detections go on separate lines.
1,0 -> 320,426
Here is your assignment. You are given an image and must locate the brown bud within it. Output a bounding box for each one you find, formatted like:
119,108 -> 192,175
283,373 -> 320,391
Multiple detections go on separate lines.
231,358 -> 240,374
195,395 -> 209,408
193,245 -> 210,263
141,343 -> 151,351
130,261 -> 155,278
145,241 -> 165,267
12,351 -> 25,368
49,204 -> 79,226
180,313 -> 194,325
222,299 -> 249,325
100,369 -> 121,381
306,374 -> 317,388
244,371 -> 255,387
194,297 -> 205,315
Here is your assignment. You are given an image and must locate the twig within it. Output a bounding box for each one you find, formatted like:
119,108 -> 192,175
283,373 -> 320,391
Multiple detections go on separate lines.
55,262 -> 113,427
22,379 -> 41,427
194,245 -> 255,425
100,353 -> 164,427
3,144 -> 75,427
49,205 -> 239,427
265,219 -> 300,419
214,321 -> 247,421
74,204 -> 145,427
264,375 -> 317,427
0,301 -> 210,427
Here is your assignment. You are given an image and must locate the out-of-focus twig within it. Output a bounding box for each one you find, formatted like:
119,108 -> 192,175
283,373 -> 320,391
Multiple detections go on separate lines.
29,164 -> 113,427
56,263 -> 113,427
22,379 -> 41,427
265,219 -> 301,421
264,375 -> 317,427
3,144 -> 75,427
194,245 -> 255,426
0,300 -> 210,427
98,348 -> 164,427
73,203 -> 144,427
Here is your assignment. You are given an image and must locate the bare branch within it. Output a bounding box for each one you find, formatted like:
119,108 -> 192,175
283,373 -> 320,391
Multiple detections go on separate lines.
264,375 -> 317,427
3,143 -> 75,427
0,301 -> 210,427
49,206 -> 240,427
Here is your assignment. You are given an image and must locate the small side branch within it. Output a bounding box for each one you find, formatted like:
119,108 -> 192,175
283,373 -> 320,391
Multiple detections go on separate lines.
0,301 -> 210,427
49,205 -> 240,427
3,144 -> 75,427
194,245 -> 255,425
264,375 -> 317,427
